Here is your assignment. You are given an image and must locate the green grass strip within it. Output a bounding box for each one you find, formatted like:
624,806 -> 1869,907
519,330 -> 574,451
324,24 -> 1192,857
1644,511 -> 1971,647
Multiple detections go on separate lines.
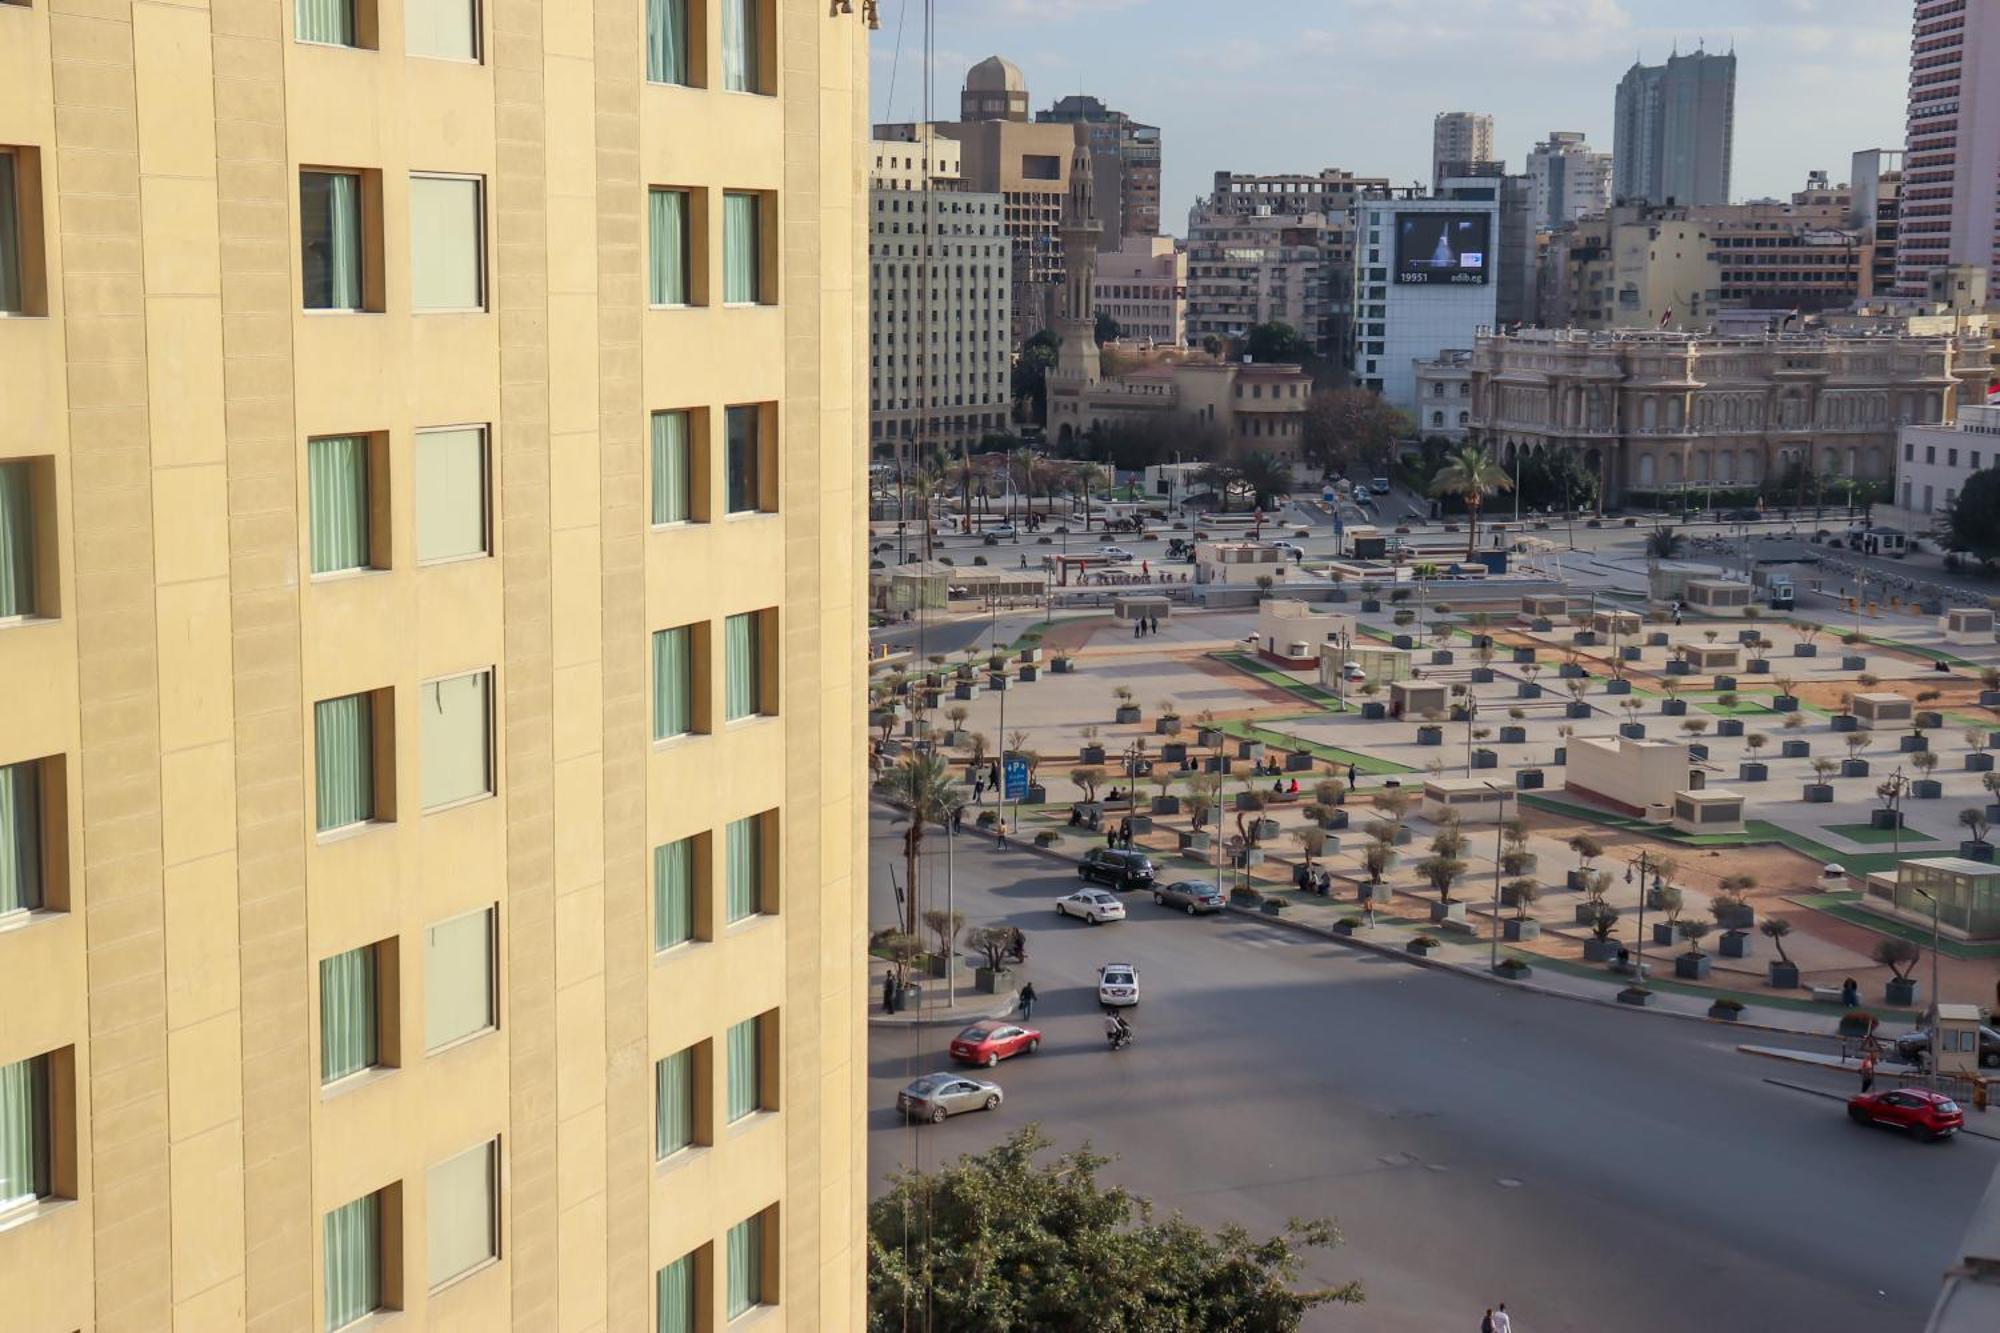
1215,717 -> 1415,776
1821,822 -> 1940,846
1872,638 -> 1980,668
1209,651 -> 1350,710
1803,899 -> 2000,961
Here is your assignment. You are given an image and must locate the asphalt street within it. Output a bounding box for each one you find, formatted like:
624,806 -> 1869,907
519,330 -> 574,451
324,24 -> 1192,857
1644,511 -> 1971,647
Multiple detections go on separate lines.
866,812 -> 1998,1332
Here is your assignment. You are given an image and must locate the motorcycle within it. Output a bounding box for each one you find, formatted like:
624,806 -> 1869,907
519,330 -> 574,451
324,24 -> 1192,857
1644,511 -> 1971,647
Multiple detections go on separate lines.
1105,1018 -> 1134,1051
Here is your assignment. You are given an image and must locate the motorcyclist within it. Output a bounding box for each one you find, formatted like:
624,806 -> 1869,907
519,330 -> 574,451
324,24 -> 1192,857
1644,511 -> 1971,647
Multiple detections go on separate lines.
1104,1011 -> 1132,1048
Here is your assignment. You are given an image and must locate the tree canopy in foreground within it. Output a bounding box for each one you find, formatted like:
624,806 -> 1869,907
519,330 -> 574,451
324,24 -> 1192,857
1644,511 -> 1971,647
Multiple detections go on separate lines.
867,1126 -> 1362,1331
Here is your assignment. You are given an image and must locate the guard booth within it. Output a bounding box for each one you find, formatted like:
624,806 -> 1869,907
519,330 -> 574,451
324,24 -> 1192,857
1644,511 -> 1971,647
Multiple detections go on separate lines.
1935,1003 -> 1987,1075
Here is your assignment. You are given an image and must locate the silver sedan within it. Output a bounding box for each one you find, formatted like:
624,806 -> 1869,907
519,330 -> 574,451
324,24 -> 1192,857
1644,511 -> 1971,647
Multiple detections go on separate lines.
897,1072 -> 1003,1124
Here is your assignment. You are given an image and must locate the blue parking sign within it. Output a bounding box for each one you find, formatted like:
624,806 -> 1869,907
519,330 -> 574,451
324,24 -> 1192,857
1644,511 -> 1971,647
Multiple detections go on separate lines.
1003,755 -> 1029,801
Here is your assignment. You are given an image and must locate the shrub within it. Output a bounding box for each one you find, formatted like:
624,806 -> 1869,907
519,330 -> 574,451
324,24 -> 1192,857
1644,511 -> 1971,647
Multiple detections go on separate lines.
1033,830 -> 1061,847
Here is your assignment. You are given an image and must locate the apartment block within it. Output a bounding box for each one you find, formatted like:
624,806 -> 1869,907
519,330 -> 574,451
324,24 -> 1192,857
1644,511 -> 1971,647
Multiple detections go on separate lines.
1432,111 -> 1496,190
0,2 -> 868,1331
1094,236 -> 1186,346
1352,180 -> 1501,412
1613,50 -> 1736,207
1898,0 -> 2000,292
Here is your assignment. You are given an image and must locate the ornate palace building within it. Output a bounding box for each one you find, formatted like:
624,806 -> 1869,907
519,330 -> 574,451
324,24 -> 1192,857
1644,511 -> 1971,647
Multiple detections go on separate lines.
1468,327 -> 1993,503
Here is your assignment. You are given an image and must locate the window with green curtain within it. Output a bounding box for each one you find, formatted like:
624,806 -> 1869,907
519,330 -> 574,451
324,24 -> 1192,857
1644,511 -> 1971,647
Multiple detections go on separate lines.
648,188 -> 690,306
726,1212 -> 764,1318
724,612 -> 761,720
301,171 -> 364,310
654,1048 -> 693,1159
314,692 -> 375,832
656,1252 -> 696,1333
0,459 -> 36,617
308,436 -> 370,575
722,192 -> 759,303
323,1191 -> 382,1331
652,626 -> 692,740
650,411 -> 691,524
0,152 -> 21,314
0,1053 -> 50,1214
645,0 -> 688,85
724,405 -> 760,514
653,836 -> 694,950
725,1015 -> 760,1122
0,759 -> 41,917
720,0 -> 758,92
725,815 -> 760,922
318,944 -> 378,1085
296,0 -> 356,45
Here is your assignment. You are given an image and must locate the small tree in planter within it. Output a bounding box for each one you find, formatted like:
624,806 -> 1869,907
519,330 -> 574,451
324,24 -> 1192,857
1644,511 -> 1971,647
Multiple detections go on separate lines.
922,907 -> 967,977
1806,755 -> 1839,800
1674,919 -> 1713,978
1874,937 -> 1921,1006
1070,766 -> 1105,804
1502,879 -> 1541,940
1959,807 -> 1993,860
1761,918 -> 1799,987
1584,902 -> 1621,960
1235,788 -> 1269,846
1429,821 -> 1468,863
1651,884 -> 1684,947
1567,834 -> 1603,891
964,924 -> 1019,993
1292,826 -> 1328,877
1964,728 -> 1995,772
1113,686 -> 1141,724
1844,732 -> 1869,771
1744,731 -> 1770,770
1416,855 -> 1468,903
1782,711 -> 1806,734
945,704 -> 971,745
875,930 -> 927,1004
1158,700 -> 1182,737
1679,716 -> 1711,744
1797,621 -> 1824,656
1314,778 -> 1348,809
1911,748 -> 1941,795
1187,772 -> 1225,832
1361,837 -> 1397,887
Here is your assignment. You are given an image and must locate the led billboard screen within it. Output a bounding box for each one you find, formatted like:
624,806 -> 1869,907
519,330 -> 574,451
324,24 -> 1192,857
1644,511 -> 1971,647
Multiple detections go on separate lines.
1394,212 -> 1491,286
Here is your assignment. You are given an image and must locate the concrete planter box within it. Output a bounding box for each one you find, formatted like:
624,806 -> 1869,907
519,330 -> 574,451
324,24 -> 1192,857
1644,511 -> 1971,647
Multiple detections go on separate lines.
1360,599 -> 1382,613
1178,830 -> 1211,851
1203,756 -> 1234,774
1151,795 -> 1182,816
1018,647 -> 1043,665
1830,714 -> 1858,732
1428,901 -> 1468,925
1714,675 -> 1737,692
1840,655 -> 1866,671
1431,649 -> 1455,665
1329,589 -> 1349,602
1917,711 -> 1944,730
1500,725 -> 1528,743
1841,759 -> 1870,778
1708,1001 -> 1744,1021
1471,749 -> 1499,770
1960,840 -> 1996,862
1530,618 -> 1554,633
1719,929 -> 1753,959
1080,744 -> 1106,765
1018,664 -> 1041,682
1406,939 -> 1438,958
1674,953 -> 1713,980
1621,646 -> 1643,661
1574,631 -> 1599,646
1470,634 -> 1494,649
1237,740 -> 1266,760
1768,961 -> 1800,989
1772,695 -> 1798,712
1870,808 -> 1903,830
1911,779 -> 1942,799
1575,902 -> 1613,926
1502,919 -> 1540,941
1566,869 -> 1589,891
975,966 -> 1013,995
1393,634 -> 1415,650
1196,728 -> 1224,749
1051,657 -> 1076,673
1617,987 -> 1654,1007
1966,752 -> 1994,772
1390,826 -> 1414,846
1320,809 -> 1350,831
1619,723 -> 1647,739
1512,648 -> 1537,664
1234,790 -> 1264,810
1746,659 -> 1771,674
1516,768 -> 1546,789
1565,702 -> 1591,719
988,673 -> 1012,691
1416,726 -> 1444,746
1717,718 -> 1744,737
1260,899 -> 1289,917
1361,702 -> 1387,720
1982,691 -> 2000,707
1738,762 -> 1767,782
1558,664 -> 1587,679
1026,784 -> 1048,804
1450,704 -> 1472,722
1647,632 -> 1670,647
1160,742 -> 1188,763
1582,938 -> 1622,962
1604,678 -> 1633,695
1331,920 -> 1360,937
1252,818 -> 1281,840
1898,735 -> 1929,753
1803,784 -> 1834,802
954,682 -> 981,700
1885,976 -> 1918,1007
1115,705 -> 1142,724
1470,668 -> 1496,683
1155,716 -> 1181,735
1665,660 -> 1693,676
1651,922 -> 1676,946
1661,699 -> 1687,716
1237,848 -> 1265,868
1553,746 -> 1567,764
1285,751 -> 1315,772
1794,644 -> 1819,657
1781,740 -> 1810,758
1517,683 -> 1544,699
1689,743 -> 1709,762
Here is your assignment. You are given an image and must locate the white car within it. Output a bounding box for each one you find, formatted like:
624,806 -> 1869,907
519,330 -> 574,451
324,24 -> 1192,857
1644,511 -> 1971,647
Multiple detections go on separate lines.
1097,546 -> 1135,562
1098,963 -> 1139,1007
1341,661 -> 1367,682
1274,541 -> 1306,561
1056,889 -> 1126,925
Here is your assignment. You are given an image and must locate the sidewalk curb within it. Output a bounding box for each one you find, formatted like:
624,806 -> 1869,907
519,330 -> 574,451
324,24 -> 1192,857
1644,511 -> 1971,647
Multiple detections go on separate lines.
1225,904 -> 1840,1041
865,987 -> 1020,1031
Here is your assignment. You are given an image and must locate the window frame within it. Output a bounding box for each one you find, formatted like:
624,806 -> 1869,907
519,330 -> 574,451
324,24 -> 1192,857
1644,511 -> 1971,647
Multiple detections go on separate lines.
423,904 -> 497,1054
306,433 -> 393,578
409,173 -> 488,314
425,1137 -> 499,1292
651,624 -> 701,743
406,0 -> 481,63
0,146 -> 50,318
720,190 -> 773,306
0,1051 -> 51,1220
652,832 -> 706,952
0,754 -> 65,923
722,404 -> 775,516
723,608 -> 775,722
313,687 -> 397,835
318,937 -> 400,1089
413,423 -> 492,565
723,810 -> 775,924
0,455 -> 59,621
322,1183 -> 400,1330
649,408 -> 708,527
300,167 -> 382,313
418,667 -> 495,813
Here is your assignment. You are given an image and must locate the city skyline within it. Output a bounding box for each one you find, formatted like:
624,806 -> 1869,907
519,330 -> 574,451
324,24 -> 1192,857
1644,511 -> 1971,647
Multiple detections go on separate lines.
868,0 -> 1911,228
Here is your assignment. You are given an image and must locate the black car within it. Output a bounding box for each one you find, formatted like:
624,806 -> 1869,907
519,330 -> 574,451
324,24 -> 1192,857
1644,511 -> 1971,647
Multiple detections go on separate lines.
1893,1025 -> 2000,1069
1078,848 -> 1157,890
1724,508 -> 1763,523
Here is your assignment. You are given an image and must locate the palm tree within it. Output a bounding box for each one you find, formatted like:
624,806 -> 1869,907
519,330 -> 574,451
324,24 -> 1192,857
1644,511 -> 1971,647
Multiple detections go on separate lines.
879,752 -> 963,937
1429,444 -> 1512,560
1644,526 -> 1684,561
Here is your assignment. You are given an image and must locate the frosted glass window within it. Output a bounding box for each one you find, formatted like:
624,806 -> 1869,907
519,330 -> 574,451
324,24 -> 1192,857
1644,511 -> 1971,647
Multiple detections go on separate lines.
319,945 -> 378,1084
415,426 -> 488,563
653,836 -> 694,950
426,1139 -> 497,1289
323,1191 -> 382,1330
0,1054 -> 49,1215
723,192 -> 760,303
301,171 -> 364,310
420,670 -> 492,810
646,0 -> 688,85
0,759 -> 40,917
411,176 -> 484,311
650,411 -> 691,524
0,153 -> 20,314
649,188 -> 690,306
408,0 -> 478,60
425,905 -> 495,1051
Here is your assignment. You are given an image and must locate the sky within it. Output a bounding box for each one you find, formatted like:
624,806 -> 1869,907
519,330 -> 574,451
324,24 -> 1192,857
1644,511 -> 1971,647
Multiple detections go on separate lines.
867,0 -> 1912,230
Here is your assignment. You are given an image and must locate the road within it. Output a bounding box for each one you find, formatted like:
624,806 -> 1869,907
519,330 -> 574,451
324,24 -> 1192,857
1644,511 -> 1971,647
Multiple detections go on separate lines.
866,813 -> 1998,1332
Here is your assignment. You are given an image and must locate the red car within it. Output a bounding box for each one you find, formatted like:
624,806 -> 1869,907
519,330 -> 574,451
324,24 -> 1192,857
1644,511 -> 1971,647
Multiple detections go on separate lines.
1847,1088 -> 1964,1141
949,1022 -> 1041,1068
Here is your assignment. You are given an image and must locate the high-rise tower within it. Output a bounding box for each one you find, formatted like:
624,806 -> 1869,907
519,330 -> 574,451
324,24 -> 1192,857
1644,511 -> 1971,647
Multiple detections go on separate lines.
1897,0 -> 2000,293
1613,50 -> 1736,206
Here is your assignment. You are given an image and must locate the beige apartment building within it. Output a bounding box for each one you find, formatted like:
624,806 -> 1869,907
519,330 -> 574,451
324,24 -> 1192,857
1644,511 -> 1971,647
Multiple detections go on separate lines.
0,2 -> 868,1332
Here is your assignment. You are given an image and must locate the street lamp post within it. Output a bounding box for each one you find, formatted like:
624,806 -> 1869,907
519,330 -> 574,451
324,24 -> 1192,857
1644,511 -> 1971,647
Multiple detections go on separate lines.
1908,884 -> 1943,1072
1483,783 -> 1510,973
1626,850 -> 1660,992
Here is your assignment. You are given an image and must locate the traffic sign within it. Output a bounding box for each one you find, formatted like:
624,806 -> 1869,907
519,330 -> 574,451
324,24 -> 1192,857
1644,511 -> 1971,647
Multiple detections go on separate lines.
1003,755 -> 1029,802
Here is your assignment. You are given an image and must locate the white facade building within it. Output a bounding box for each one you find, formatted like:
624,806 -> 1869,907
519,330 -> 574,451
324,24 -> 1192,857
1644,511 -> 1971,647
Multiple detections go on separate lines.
1897,404 -> 2000,525
1095,235 -> 1186,345
1353,181 -> 1502,413
1526,130 -> 1613,228
1433,111 -> 1496,186
1413,349 -> 1476,440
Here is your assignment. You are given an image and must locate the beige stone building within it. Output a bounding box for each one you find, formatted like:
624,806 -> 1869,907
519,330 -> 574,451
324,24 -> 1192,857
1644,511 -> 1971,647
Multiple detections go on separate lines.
1094,236 -> 1185,346
0,1 -> 868,1330
1469,327 -> 1993,503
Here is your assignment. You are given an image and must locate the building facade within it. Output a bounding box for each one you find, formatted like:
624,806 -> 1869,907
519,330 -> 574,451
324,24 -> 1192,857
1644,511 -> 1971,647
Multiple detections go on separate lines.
1432,111 -> 1496,189
1095,236 -> 1186,345
1413,349 -> 1477,440
1526,131 -> 1613,228
1851,148 -> 1905,297
1036,93 -> 1162,246
1613,50 -> 1736,207
1353,181 -> 1502,411
1469,327 -> 1991,503
868,153 -> 1012,456
0,3 -> 869,1331
960,53 -> 1028,122
1896,403 -> 2000,522
1898,0 -> 2000,292
1185,169 -> 1383,355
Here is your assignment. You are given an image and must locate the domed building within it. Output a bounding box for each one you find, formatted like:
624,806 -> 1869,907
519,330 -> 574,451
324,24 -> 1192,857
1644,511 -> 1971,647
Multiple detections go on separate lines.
962,55 -> 1029,122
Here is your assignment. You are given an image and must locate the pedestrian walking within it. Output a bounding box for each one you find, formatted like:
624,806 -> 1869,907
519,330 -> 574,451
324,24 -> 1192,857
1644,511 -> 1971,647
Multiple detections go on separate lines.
1363,900 -> 1376,929
1490,1304 -> 1512,1333
883,971 -> 897,1015
1019,981 -> 1038,1021
1347,761 -> 1358,788
1134,619 -> 1143,639
1859,1049 -> 1877,1094
1481,1311 -> 1495,1333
